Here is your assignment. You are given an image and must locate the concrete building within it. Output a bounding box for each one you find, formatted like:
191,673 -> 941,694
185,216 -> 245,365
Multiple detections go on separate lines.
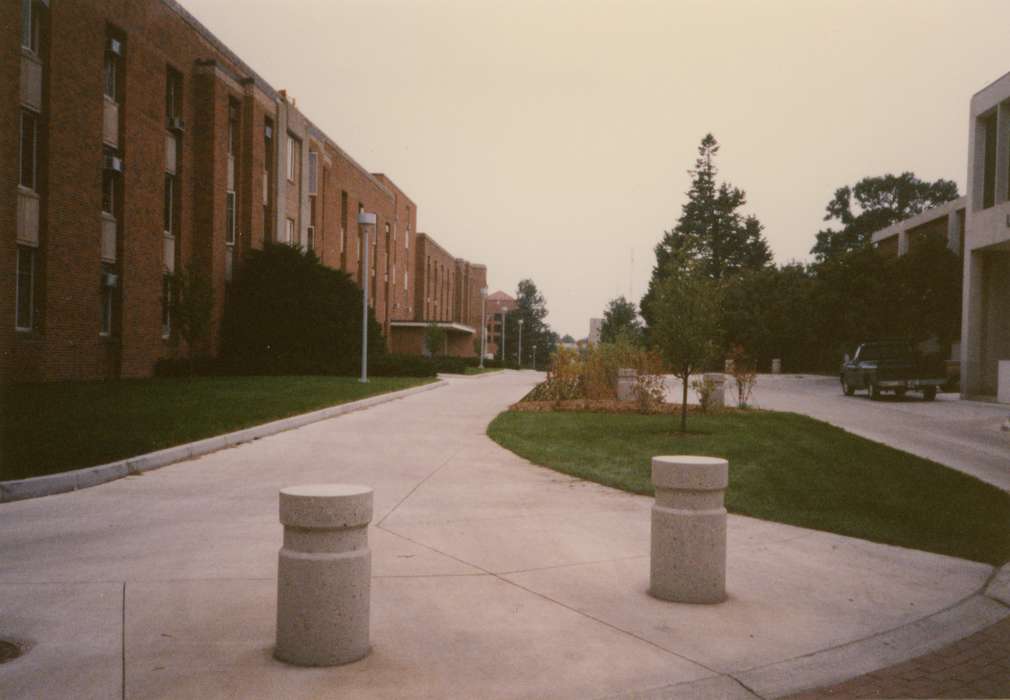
963,72 -> 1010,401
4,0 -> 487,381
588,318 -> 603,345
869,70 -> 1010,402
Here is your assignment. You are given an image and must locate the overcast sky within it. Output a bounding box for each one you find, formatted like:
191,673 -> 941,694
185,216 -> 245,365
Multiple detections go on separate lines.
185,0 -> 1009,339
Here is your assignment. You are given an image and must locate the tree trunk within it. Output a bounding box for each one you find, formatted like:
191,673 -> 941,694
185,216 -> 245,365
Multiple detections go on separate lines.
680,367 -> 689,433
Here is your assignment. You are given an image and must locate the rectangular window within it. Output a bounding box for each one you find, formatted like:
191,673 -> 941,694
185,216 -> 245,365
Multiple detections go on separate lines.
162,275 -> 171,339
165,68 -> 182,120
228,103 -> 239,155
308,151 -> 318,194
104,53 -> 118,102
982,113 -> 997,210
163,174 -> 174,233
21,0 -> 38,52
100,282 -> 113,336
226,192 -> 236,245
19,109 -> 37,190
340,191 -> 348,253
285,217 -> 295,244
103,171 -> 116,214
264,118 -> 274,240
287,135 -> 297,181
16,245 -> 35,331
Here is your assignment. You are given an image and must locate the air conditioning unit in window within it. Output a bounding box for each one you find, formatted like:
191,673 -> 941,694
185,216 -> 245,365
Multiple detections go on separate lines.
167,116 -> 185,133
107,37 -> 123,56
103,155 -> 125,174
102,271 -> 119,288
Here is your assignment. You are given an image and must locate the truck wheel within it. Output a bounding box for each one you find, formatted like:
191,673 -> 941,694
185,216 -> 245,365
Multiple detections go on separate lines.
841,377 -> 855,396
869,382 -> 882,401
923,387 -> 937,401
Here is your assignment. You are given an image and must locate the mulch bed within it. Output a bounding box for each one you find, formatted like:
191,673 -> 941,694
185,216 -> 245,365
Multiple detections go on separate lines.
509,399 -> 742,415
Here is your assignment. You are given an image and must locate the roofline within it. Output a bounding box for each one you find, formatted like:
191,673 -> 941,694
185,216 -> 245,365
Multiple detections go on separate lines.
390,321 -> 476,334
971,69 -> 1010,99
869,196 -> 966,243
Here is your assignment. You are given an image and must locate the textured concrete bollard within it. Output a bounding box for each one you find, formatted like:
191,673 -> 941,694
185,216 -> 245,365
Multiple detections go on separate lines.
275,484 -> 373,666
771,358 -> 782,374
616,368 -> 637,401
649,456 -> 728,604
724,358 -> 735,373
703,373 -> 726,408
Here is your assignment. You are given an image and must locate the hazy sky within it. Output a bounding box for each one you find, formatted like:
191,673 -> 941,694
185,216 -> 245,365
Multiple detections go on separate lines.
185,0 -> 1009,339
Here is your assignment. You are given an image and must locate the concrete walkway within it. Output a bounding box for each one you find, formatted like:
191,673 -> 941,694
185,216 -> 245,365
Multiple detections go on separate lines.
1,371 -> 1006,699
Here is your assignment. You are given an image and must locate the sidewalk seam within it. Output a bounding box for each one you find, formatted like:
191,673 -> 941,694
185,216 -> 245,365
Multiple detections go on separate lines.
0,380 -> 446,504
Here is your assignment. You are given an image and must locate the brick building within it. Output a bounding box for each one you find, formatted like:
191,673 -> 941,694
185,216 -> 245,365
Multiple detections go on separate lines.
4,0 -> 487,382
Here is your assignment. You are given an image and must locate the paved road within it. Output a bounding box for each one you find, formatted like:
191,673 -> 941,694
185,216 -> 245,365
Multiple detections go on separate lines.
1,371 -> 1006,699
668,374 -> 1010,492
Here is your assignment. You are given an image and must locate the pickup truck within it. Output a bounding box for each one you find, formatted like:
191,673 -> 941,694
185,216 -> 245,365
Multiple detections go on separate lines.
840,341 -> 946,401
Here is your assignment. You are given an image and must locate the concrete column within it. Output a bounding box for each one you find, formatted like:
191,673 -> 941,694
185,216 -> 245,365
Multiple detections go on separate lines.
946,211 -> 962,255
995,102 -> 1010,205
897,230 -> 909,256
649,456 -> 728,604
703,373 -> 726,408
616,368 -> 637,401
275,484 -> 373,667
771,359 -> 782,375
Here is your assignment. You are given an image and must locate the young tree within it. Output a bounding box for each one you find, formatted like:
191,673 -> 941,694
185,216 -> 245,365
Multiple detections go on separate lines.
651,260 -> 722,432
642,134 -> 771,331
811,173 -> 959,262
168,263 -> 214,373
600,295 -> 643,344
424,322 -> 447,357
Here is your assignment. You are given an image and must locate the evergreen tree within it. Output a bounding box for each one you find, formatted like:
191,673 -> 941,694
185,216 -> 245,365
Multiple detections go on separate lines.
504,279 -> 555,367
600,295 -> 643,344
641,134 -> 771,330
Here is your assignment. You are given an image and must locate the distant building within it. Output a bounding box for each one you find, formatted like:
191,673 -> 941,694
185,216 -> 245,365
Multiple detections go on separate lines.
588,318 -> 603,345
484,290 -> 517,359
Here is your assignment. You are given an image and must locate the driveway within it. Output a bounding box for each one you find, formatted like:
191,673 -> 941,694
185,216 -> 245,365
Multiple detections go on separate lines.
1,371 -> 1005,699
742,374 -> 1008,492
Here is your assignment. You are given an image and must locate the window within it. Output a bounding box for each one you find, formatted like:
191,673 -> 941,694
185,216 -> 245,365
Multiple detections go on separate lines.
981,113 -> 997,210
104,52 -> 118,102
287,135 -> 298,181
340,191 -> 348,253
21,0 -> 39,53
228,103 -> 239,156
103,171 -> 117,215
264,118 -> 274,240
285,217 -> 295,244
163,174 -> 174,233
16,245 -> 35,331
165,68 -> 182,121
19,109 -> 37,190
162,275 -> 171,339
308,151 -> 318,194
226,192 -> 236,245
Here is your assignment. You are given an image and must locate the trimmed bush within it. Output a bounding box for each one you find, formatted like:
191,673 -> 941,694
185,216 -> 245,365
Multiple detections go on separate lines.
368,354 -> 437,378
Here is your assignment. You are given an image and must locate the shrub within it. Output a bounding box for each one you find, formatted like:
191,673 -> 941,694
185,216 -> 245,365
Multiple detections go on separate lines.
153,356 -> 221,378
727,344 -> 758,408
368,354 -> 437,377
689,376 -> 718,413
220,244 -> 385,376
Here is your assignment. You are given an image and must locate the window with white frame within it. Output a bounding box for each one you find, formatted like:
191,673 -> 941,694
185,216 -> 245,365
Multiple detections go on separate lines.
287,134 -> 298,182
21,0 -> 39,53
15,245 -> 35,331
104,51 -> 118,102
285,217 -> 295,244
163,173 -> 174,233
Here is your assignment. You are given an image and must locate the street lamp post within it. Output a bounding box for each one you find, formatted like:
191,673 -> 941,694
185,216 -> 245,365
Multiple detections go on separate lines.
357,212 -> 376,383
500,311 -> 506,363
533,344 -> 537,370
517,318 -> 524,369
479,287 -> 488,369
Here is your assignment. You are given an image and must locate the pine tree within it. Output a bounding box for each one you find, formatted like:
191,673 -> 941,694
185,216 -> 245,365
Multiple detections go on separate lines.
641,134 -> 771,330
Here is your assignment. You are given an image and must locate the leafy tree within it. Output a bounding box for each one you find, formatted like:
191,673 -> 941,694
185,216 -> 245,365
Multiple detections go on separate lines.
600,296 -> 643,344
721,263 -> 818,371
890,235 -> 962,350
811,173 -> 959,262
504,279 -> 556,368
642,134 -> 772,331
650,260 -> 722,432
168,264 -> 214,372
560,334 -> 576,344
424,322 -> 447,357
220,243 -> 384,374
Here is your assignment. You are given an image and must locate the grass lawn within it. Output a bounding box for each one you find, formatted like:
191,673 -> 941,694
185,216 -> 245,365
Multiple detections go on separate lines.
488,410 -> 1010,566
1,375 -> 433,481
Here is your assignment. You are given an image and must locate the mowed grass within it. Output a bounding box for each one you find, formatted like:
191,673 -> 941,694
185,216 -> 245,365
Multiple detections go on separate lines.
487,410 -> 1010,565
1,375 -> 433,481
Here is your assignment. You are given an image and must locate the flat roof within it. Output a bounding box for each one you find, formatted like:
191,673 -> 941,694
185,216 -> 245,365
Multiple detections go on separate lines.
390,321 -> 476,335
869,196 -> 966,243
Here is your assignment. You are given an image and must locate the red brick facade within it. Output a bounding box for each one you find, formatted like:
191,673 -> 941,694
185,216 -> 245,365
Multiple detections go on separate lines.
2,0 -> 487,381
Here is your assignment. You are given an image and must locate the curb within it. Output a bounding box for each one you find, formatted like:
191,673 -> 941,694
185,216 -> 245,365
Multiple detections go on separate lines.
0,379 -> 446,504
437,369 -> 507,379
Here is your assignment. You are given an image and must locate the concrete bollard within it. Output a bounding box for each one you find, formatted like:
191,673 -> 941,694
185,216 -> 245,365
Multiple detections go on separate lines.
703,373 -> 726,408
649,456 -> 728,604
771,358 -> 782,375
724,358 -> 735,374
275,484 -> 373,667
616,368 -> 637,401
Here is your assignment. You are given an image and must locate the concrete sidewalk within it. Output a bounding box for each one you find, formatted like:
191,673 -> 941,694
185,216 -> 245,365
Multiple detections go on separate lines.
1,370 -> 1006,699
